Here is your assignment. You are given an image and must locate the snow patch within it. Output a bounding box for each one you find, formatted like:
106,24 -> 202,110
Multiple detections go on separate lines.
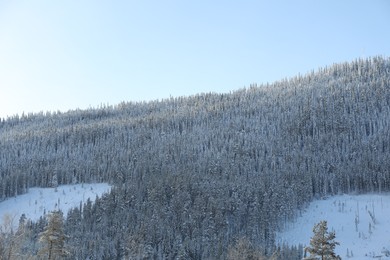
277,194 -> 390,259
0,183 -> 111,229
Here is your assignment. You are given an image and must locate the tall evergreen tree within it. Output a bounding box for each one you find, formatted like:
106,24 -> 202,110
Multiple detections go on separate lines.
303,220 -> 341,260
38,211 -> 69,260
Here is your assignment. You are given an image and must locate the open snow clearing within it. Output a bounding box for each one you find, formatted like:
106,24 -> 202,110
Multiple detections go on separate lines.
277,194 -> 390,259
0,183 -> 111,229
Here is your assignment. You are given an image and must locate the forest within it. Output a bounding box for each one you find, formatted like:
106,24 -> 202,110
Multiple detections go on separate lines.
0,56 -> 389,259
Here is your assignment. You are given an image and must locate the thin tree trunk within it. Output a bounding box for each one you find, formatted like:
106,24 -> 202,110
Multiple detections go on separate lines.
7,240 -> 14,260
48,241 -> 53,260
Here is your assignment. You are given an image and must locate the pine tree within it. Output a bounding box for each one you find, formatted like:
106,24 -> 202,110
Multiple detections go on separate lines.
303,220 -> 341,260
39,211 -> 69,260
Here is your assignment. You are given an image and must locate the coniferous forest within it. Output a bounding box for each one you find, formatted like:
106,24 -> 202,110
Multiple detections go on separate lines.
0,57 -> 389,259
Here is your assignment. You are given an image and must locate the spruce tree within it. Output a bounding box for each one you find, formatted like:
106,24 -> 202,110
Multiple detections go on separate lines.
39,211 -> 69,259
303,220 -> 341,260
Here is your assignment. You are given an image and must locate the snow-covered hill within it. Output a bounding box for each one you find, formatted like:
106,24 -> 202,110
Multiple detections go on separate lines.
277,194 -> 390,259
0,183 -> 111,229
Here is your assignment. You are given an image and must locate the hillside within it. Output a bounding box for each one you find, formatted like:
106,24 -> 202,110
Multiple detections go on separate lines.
0,56 -> 389,259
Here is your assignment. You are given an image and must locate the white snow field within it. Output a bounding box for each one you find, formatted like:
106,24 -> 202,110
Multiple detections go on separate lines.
0,183 -> 111,229
277,194 -> 390,259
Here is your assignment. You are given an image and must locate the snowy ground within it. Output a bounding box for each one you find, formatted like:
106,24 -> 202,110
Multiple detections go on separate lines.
0,183 -> 111,230
277,194 -> 390,259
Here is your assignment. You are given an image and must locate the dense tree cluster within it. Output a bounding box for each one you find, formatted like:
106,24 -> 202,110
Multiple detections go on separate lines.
0,57 -> 389,258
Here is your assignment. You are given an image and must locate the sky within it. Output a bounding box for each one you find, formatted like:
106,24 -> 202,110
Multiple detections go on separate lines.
0,0 -> 389,119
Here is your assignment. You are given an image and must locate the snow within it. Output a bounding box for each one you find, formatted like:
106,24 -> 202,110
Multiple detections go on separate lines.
277,194 -> 390,259
0,183 -> 111,229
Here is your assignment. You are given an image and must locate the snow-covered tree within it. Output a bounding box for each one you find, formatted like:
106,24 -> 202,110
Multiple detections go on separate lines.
227,237 -> 266,260
39,211 -> 69,259
303,220 -> 340,260
0,213 -> 33,260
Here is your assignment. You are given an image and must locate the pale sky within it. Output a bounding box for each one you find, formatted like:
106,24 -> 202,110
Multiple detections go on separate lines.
0,0 -> 389,119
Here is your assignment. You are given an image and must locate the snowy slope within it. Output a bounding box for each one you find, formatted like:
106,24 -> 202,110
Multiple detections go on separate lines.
0,183 -> 111,229
277,194 -> 390,259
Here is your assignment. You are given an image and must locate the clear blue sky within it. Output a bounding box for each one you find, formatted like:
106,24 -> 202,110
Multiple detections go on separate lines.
0,0 -> 389,119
